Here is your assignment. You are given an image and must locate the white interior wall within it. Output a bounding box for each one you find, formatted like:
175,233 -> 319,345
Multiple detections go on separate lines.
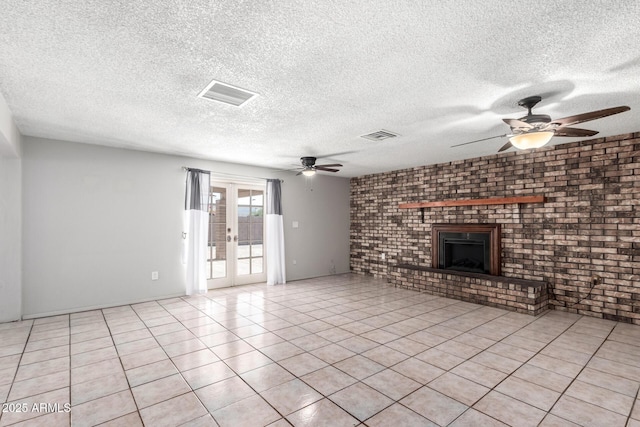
22,137 -> 351,318
0,93 -> 22,322
0,157 -> 22,322
282,176 -> 351,280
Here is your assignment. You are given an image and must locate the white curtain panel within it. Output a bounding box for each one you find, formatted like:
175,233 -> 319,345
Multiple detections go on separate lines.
183,169 -> 210,295
266,179 -> 286,285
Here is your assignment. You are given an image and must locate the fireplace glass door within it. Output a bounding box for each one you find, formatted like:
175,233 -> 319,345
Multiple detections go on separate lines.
432,224 -> 501,276
440,233 -> 491,274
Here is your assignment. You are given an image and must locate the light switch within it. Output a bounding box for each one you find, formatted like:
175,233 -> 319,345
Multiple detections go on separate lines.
292,221 -> 299,229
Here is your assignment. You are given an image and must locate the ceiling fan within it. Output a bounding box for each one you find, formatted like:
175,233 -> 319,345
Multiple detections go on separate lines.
452,96 -> 630,152
296,156 -> 343,176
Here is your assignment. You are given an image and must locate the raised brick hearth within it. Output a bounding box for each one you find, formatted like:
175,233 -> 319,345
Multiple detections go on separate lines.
390,264 -> 548,316
351,132 -> 640,323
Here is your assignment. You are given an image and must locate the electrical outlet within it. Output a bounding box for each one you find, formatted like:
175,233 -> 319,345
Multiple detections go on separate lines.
151,271 -> 159,281
592,275 -> 601,286
293,260 -> 297,265
381,253 -> 386,260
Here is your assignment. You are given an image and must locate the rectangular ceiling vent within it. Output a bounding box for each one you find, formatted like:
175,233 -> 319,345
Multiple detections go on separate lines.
197,80 -> 258,107
360,129 -> 399,141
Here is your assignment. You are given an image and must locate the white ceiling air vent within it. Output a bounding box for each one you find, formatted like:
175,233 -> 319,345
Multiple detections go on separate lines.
360,129 -> 399,141
197,80 -> 258,107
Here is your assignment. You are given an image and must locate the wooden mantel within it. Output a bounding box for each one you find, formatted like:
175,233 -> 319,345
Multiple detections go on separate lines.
399,195 -> 545,209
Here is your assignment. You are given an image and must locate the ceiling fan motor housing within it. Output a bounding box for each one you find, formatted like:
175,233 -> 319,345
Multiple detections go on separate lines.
520,114 -> 551,124
517,114 -> 552,132
300,156 -> 317,167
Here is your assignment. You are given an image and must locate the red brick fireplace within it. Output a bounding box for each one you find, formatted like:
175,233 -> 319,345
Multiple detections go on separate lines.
350,132 -> 640,323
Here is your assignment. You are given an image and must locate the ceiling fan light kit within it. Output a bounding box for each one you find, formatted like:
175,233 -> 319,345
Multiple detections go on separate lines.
301,169 -> 316,177
509,131 -> 555,150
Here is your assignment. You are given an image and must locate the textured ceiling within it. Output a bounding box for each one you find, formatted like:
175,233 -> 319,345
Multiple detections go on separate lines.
1,1 -> 639,177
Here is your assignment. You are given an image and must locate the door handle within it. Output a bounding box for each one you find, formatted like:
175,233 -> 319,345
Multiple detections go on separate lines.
226,236 -> 231,242
233,235 -> 238,242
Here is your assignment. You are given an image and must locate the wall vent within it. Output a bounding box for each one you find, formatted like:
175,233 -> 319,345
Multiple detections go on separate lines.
197,80 -> 258,107
360,130 -> 399,141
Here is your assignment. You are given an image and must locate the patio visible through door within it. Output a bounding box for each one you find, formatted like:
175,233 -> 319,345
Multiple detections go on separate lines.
207,182 -> 266,288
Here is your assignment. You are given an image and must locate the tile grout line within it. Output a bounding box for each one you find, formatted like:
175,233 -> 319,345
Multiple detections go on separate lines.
217,277 -> 410,423
252,284 -> 509,425
628,387 -> 640,427
315,284 -> 518,424
3,276 -> 640,426
178,294 -> 291,425
184,290 -> 338,423
129,300 -> 214,426
414,308 -> 583,426
3,281 -> 459,426
384,304 -> 530,426
541,322 -> 619,420
0,319 -> 35,425
98,306 -> 143,426
165,291 -> 323,424
539,322 -> 636,425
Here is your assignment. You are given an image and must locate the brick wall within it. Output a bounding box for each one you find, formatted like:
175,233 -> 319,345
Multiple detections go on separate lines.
350,133 -> 640,324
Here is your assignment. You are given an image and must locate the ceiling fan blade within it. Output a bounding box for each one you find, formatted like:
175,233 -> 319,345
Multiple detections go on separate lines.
295,171 -> 304,176
315,167 -> 340,172
551,106 -> 630,127
315,163 -> 343,168
553,127 -> 599,137
498,141 -> 513,152
451,134 -> 508,148
317,150 -> 357,158
503,118 -> 533,130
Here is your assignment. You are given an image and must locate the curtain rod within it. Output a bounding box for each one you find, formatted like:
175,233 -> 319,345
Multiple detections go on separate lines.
182,167 -> 283,182
183,167 -> 210,174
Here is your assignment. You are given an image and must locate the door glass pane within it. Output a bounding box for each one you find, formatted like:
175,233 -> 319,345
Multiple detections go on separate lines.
237,258 -> 251,276
251,193 -> 264,205
237,188 -> 264,277
251,243 -> 263,257
237,223 -> 249,246
250,207 -> 262,244
237,242 -> 250,259
237,189 -> 252,205
252,257 -> 263,274
208,186 -> 227,279
211,260 -> 226,279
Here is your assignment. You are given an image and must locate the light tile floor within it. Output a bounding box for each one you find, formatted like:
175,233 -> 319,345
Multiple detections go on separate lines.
1,274 -> 639,426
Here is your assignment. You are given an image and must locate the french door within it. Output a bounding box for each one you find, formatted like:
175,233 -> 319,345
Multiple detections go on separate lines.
206,182 -> 266,289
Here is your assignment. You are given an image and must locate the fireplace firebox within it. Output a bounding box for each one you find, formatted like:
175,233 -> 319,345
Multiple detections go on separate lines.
432,224 -> 501,276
